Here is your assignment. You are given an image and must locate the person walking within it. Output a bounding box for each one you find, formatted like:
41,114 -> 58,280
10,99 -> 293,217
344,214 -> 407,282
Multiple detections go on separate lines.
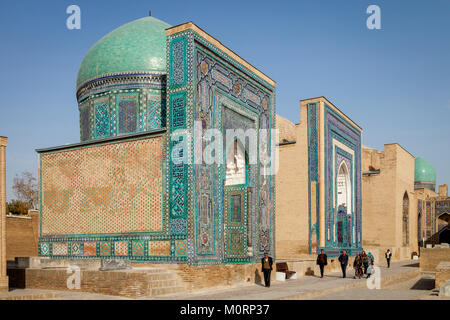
338,250 -> 349,278
385,249 -> 392,268
261,252 -> 273,287
316,249 -> 328,278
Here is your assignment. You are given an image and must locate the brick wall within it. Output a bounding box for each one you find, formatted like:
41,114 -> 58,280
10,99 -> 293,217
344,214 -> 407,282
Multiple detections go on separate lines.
275,102 -> 309,258
19,269 -> 152,298
6,211 -> 39,261
170,263 -> 270,292
362,144 -> 417,259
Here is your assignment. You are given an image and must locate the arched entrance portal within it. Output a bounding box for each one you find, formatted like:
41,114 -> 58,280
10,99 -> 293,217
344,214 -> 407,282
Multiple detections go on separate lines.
402,192 -> 409,246
437,213 -> 450,244
336,161 -> 352,247
439,228 -> 450,244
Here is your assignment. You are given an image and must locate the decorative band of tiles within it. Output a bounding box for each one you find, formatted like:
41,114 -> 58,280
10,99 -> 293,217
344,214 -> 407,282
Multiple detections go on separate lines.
39,240 -> 188,262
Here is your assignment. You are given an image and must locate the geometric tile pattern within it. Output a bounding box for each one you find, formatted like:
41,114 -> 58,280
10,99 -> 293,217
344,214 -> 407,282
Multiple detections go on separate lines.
174,240 -> 187,257
224,187 -> 248,260
148,241 -> 171,256
228,230 -> 244,254
170,133 -> 186,219
40,136 -> 163,235
132,241 -> 145,256
229,194 -> 243,224
40,242 -> 50,256
118,95 -> 138,134
114,241 -> 128,256
52,242 -> 68,255
170,37 -> 186,86
70,242 -> 82,256
171,95 -> 186,129
169,218 -> 187,235
84,242 -> 97,256
99,242 -> 112,256
148,99 -> 166,129
94,102 -> 110,138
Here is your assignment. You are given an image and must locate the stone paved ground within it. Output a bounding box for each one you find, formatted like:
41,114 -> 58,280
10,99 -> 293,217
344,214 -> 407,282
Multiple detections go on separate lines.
158,260 -> 423,300
0,260 -> 448,300
308,275 -> 443,300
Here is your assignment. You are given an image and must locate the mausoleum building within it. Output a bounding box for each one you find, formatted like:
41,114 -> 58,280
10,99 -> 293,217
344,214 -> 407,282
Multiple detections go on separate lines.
37,16 -> 276,265
276,97 -> 363,258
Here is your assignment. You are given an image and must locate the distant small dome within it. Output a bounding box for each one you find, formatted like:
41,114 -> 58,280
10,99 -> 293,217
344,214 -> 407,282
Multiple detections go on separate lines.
415,157 -> 436,183
77,16 -> 171,89
276,115 -> 296,143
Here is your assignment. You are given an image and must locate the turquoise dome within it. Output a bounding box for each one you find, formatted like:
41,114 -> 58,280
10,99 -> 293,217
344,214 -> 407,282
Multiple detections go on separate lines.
77,16 -> 171,88
415,157 -> 436,182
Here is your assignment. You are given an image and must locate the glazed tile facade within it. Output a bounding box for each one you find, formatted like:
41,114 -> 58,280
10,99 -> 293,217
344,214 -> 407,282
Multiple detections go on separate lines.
306,100 -> 362,256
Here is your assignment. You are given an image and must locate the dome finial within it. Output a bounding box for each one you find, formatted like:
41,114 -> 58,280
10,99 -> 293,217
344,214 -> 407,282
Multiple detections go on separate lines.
149,9 -> 151,16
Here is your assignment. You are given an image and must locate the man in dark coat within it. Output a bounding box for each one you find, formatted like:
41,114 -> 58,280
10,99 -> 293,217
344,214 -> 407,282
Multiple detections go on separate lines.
385,249 -> 392,268
261,252 -> 273,287
338,250 -> 349,278
316,249 -> 328,278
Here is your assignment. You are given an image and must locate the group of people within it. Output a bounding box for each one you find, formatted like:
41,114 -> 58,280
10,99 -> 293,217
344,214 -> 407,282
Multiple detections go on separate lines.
351,251 -> 375,279
316,248 -> 393,279
260,249 -> 393,287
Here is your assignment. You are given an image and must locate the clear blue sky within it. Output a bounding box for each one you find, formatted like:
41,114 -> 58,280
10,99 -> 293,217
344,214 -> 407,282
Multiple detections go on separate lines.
0,0 -> 449,200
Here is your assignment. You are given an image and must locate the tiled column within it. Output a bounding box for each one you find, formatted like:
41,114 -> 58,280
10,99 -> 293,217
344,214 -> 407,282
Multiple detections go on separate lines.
0,136 -> 8,291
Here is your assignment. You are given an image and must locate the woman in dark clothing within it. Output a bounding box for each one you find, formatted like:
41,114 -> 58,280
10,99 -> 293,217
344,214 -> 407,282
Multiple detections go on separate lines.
361,251 -> 370,276
353,253 -> 363,279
